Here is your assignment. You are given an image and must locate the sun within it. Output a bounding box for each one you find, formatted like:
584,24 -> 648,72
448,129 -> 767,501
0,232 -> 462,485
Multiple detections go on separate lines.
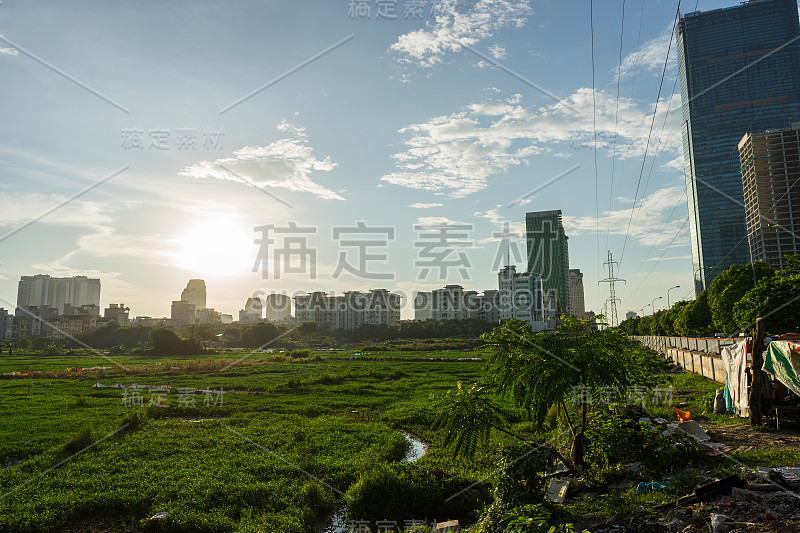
178,218 -> 253,276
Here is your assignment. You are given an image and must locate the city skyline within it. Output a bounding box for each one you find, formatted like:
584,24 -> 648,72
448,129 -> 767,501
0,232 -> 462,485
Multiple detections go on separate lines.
0,1 -> 768,321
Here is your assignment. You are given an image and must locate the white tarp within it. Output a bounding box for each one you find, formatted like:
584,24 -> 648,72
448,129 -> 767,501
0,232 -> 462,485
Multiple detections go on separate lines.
721,339 -> 749,418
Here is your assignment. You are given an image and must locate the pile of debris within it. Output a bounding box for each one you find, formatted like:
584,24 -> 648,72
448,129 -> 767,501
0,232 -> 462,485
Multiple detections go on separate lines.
588,468 -> 800,532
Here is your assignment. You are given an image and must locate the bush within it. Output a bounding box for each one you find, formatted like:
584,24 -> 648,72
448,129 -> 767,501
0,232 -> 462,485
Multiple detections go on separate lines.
584,410 -> 702,477
345,463 -> 487,524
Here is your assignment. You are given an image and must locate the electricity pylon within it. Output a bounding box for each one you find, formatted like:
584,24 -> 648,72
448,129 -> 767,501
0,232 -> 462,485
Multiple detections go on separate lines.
599,250 -> 625,327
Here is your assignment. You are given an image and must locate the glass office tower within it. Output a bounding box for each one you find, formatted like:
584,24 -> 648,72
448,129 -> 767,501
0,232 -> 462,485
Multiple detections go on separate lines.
678,0 -> 800,294
525,210 -> 570,315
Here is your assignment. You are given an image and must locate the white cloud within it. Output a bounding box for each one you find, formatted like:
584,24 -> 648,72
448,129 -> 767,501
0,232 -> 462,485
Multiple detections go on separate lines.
474,205 -> 526,243
409,202 -> 444,208
391,0 -> 531,67
0,193 -> 116,229
415,216 -> 466,228
180,121 -> 343,201
382,90 -> 682,198
618,25 -> 676,79
489,43 -> 507,59
0,47 -> 18,56
561,185 -> 687,246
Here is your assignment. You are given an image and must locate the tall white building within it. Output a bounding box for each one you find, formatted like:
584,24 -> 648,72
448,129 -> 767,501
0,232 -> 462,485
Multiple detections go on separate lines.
431,285 -> 471,321
498,266 -> 549,332
294,289 -> 401,330
180,279 -> 206,310
16,275 -> 101,314
414,291 -> 433,321
470,290 -> 501,325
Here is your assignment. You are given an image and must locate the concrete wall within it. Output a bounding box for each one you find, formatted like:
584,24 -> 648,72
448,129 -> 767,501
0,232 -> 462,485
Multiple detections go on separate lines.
634,335 -> 733,384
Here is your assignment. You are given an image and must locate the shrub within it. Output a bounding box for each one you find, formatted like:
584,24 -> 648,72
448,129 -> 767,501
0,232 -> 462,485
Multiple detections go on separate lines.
345,463 -> 487,524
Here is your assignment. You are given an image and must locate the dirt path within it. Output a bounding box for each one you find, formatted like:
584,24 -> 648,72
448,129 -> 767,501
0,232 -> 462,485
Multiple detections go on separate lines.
702,421 -> 800,450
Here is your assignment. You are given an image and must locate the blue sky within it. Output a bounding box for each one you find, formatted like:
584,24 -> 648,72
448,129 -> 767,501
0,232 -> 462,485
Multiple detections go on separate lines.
0,0 -> 742,319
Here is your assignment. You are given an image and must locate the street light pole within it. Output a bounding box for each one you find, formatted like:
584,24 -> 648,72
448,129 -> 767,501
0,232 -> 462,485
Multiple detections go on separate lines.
651,296 -> 663,315
667,285 -> 680,308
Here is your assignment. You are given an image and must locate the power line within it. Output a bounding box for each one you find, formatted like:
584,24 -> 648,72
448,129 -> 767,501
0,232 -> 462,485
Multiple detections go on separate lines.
606,0 -> 627,253
591,0 -> 602,295
618,0 -> 682,267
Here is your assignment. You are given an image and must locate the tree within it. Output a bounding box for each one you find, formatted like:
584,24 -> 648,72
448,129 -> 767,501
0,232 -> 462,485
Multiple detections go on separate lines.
195,324 -> 219,348
674,291 -> 712,336
295,321 -> 320,340
707,261 -> 774,334
150,328 -> 183,354
434,317 -> 664,474
239,322 -> 280,348
733,275 -> 800,334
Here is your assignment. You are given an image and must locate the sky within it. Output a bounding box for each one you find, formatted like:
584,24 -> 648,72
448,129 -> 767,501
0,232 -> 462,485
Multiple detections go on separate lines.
0,0 -> 746,320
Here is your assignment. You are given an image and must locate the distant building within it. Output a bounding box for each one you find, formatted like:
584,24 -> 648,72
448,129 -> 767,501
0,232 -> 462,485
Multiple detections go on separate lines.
53,306 -> 100,339
13,306 -> 60,339
294,289 -> 401,330
16,274 -> 101,315
470,290 -> 501,325
180,279 -> 206,310
625,311 -> 637,321
133,316 -> 170,326
430,285 -> 471,321
413,291 -> 433,321
104,304 -> 130,325
196,308 -> 222,324
498,265 -> 549,332
526,210 -> 570,315
569,269 -> 586,319
678,0 -> 800,292
170,301 -> 196,326
739,126 -> 800,270
0,308 -> 10,342
265,293 -> 291,322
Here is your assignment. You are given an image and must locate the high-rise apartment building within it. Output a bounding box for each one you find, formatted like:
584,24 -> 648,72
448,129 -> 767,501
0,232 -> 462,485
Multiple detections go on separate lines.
569,269 -> 586,319
294,289 -> 401,330
525,210 -> 570,314
265,293 -> 291,322
180,279 -> 207,310
16,275 -> 101,314
678,0 -> 800,292
498,265 -> 549,331
739,125 -> 800,270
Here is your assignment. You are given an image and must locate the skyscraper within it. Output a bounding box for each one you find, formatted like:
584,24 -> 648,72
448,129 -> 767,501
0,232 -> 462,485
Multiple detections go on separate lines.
180,279 -> 206,310
16,275 -> 101,314
678,0 -> 800,293
525,210 -> 570,315
739,125 -> 800,270
569,269 -> 586,319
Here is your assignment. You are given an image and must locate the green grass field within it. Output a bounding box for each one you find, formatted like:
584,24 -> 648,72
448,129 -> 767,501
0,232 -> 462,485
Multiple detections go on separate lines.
0,349 -> 502,532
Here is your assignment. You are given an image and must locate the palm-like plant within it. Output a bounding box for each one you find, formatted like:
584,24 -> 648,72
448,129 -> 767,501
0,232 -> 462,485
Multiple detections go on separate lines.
435,317 -> 662,474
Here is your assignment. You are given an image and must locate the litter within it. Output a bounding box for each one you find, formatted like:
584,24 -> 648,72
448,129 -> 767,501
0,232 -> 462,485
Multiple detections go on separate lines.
545,478 -> 570,503
676,420 -> 710,442
634,481 -> 668,494
673,407 -> 692,422
710,513 -> 729,533
149,512 -> 169,520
